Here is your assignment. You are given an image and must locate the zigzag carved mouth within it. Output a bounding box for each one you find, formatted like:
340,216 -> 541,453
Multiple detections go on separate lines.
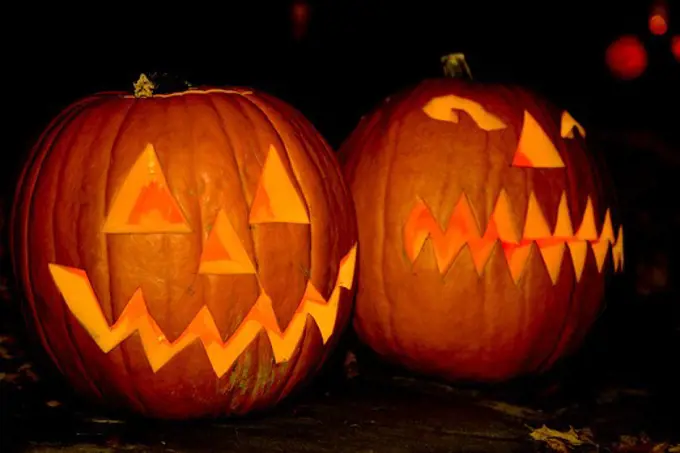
404,191 -> 623,284
48,245 -> 357,377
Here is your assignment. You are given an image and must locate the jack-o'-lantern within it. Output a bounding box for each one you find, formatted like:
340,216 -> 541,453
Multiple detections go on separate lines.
10,75 -> 357,418
339,55 -> 624,382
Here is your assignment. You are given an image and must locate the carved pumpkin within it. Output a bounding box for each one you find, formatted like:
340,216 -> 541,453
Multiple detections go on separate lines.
339,56 -> 624,382
10,75 -> 357,418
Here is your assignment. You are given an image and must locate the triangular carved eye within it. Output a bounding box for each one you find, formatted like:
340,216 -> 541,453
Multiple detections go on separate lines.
199,210 -> 256,275
103,144 -> 191,234
249,145 -> 310,224
560,110 -> 586,139
511,110 -> 565,168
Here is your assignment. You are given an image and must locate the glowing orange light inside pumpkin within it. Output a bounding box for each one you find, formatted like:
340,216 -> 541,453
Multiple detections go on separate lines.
673,35 -> 680,61
605,35 -> 647,80
649,14 -> 668,35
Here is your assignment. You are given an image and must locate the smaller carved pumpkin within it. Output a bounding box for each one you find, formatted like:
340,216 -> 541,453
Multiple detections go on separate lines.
339,56 -> 624,382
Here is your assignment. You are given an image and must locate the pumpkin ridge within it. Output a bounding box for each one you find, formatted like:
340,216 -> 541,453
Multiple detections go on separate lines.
103,97 -> 150,413
52,100 -> 111,401
235,93 -> 316,400
237,94 -> 313,317
14,97 -> 104,378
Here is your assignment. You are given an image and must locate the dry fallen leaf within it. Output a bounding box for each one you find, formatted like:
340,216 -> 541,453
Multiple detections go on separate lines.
545,438 -> 570,453
529,424 -> 598,449
668,445 -> 680,453
612,434 -> 673,453
18,362 -> 39,382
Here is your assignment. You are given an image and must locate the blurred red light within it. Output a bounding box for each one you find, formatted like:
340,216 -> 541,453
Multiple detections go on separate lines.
605,35 -> 648,80
673,35 -> 680,61
649,14 -> 668,35
291,0 -> 310,41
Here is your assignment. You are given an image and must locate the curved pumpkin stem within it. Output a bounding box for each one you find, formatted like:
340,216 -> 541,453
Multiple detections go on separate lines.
441,53 -> 473,80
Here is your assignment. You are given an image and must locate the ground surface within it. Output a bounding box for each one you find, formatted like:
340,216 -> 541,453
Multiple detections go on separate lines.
1,315 -> 679,453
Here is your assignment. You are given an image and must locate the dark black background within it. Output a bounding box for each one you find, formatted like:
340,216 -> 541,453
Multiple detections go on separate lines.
6,1 -> 679,153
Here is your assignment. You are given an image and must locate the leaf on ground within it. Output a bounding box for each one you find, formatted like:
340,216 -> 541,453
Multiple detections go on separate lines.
545,438 -> 571,453
528,424 -> 597,448
612,434 -> 673,453
18,362 -> 39,381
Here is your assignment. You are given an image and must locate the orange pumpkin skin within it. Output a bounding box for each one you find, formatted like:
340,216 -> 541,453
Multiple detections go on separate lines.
11,85 -> 357,418
339,77 -> 623,383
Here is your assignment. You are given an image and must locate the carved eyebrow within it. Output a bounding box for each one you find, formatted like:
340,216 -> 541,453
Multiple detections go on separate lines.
422,94 -> 507,131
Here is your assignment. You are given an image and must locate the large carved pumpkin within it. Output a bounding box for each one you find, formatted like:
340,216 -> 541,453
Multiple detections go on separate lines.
10,75 -> 357,418
339,56 -> 624,382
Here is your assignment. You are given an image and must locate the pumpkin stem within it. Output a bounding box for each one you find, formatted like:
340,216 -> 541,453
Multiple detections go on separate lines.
441,53 -> 473,80
133,74 -> 156,98
133,73 -> 194,98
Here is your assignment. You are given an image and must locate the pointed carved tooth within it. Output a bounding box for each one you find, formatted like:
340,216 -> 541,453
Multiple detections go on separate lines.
336,244 -> 358,289
523,192 -> 552,240
599,210 -> 615,243
436,194 -> 482,272
468,239 -> 497,275
539,243 -> 566,284
403,197 -> 437,263
591,209 -> 615,272
560,110 -> 586,139
553,192 -> 574,237
612,226 -> 624,272
491,190 -> 520,244
300,283 -> 340,343
504,244 -> 532,284
576,197 -> 598,240
567,242 -> 588,282
591,241 -> 610,273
